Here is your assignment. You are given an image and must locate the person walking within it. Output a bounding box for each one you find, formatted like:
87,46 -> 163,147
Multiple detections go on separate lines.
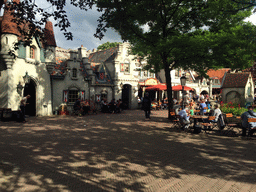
142,92 -> 151,120
20,95 -> 31,123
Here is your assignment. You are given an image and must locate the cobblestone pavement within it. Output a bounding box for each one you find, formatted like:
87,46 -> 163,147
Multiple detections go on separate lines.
0,110 -> 256,192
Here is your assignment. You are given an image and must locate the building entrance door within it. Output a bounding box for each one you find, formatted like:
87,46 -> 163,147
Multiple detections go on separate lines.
122,84 -> 131,109
23,79 -> 36,116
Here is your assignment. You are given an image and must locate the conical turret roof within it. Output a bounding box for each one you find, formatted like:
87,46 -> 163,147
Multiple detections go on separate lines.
1,0 -> 21,36
44,21 -> 57,47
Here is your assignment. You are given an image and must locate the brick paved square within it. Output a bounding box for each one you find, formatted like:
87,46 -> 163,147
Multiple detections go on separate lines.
0,110 -> 256,192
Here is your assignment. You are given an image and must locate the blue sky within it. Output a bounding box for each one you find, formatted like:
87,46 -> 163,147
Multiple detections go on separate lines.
34,1 -> 122,51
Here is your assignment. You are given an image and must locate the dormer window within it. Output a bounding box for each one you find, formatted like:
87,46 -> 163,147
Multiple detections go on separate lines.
72,68 -> 77,78
30,46 -> 36,59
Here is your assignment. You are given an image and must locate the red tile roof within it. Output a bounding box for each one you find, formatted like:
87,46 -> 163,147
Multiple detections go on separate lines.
222,72 -> 250,88
207,68 -> 230,84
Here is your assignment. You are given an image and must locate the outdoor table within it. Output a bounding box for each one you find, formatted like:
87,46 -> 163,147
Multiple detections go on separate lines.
190,115 -> 208,126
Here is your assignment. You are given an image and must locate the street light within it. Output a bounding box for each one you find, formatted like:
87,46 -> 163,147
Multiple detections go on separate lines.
180,75 -> 186,109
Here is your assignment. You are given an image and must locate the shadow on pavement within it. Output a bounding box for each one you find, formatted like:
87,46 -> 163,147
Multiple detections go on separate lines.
0,109 -> 256,191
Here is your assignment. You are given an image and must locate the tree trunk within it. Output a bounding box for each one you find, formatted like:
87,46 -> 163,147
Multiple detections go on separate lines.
162,55 -> 173,119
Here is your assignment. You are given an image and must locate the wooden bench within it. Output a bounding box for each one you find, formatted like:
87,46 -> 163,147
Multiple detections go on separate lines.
201,116 -> 216,133
224,113 -> 242,136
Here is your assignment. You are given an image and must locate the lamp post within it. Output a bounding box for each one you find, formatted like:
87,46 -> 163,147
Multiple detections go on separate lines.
180,75 -> 186,109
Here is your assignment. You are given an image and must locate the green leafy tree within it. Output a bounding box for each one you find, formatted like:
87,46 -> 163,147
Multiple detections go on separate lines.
93,0 -> 256,118
97,42 -> 121,50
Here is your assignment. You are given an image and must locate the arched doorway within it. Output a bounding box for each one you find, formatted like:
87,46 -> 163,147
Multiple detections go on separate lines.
122,84 -> 131,109
23,79 -> 36,116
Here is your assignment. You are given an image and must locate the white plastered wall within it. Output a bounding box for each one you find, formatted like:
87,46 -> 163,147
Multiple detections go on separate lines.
6,36 -> 52,116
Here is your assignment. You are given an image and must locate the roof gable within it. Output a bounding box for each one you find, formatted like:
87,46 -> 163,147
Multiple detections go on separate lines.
222,72 -> 251,88
207,68 -> 230,83
88,47 -> 118,64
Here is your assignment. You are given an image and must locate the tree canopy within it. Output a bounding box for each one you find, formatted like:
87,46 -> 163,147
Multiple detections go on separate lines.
97,42 -> 121,51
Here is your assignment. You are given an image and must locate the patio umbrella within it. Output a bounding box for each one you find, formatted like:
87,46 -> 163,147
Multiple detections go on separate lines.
172,85 -> 193,91
154,84 -> 167,90
145,84 -> 167,91
145,86 -> 158,91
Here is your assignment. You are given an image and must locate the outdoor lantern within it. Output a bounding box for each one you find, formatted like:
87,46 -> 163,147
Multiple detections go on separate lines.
23,72 -> 30,84
120,82 -> 123,89
180,75 -> 186,86
17,82 -> 23,96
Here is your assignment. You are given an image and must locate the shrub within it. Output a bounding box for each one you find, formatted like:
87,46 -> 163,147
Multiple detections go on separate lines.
220,101 -> 255,116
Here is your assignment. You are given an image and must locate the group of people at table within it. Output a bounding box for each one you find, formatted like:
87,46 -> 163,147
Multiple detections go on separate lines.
172,94 -> 256,136
73,98 -> 124,114
100,98 -> 124,113
73,98 -> 92,115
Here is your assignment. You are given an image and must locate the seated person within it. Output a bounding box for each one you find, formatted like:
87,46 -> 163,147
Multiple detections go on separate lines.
189,105 -> 194,116
178,105 -> 191,130
101,100 -> 109,113
173,102 -> 181,115
73,98 -> 81,114
199,99 -> 207,115
116,99 -> 122,113
241,106 -> 256,136
81,99 -> 90,115
109,99 -> 117,113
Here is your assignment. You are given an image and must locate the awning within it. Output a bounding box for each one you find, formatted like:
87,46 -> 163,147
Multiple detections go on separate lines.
172,85 -> 193,91
145,84 -> 193,91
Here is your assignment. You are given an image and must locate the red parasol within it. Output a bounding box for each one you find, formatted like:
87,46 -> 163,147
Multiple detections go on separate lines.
172,85 -> 193,91
145,84 -> 193,91
145,84 -> 167,91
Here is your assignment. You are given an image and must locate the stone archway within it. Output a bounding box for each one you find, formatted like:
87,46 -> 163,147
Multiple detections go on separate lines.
23,79 -> 36,116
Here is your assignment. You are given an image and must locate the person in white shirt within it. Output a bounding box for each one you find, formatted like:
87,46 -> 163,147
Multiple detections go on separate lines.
213,104 -> 222,122
178,105 -> 190,129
